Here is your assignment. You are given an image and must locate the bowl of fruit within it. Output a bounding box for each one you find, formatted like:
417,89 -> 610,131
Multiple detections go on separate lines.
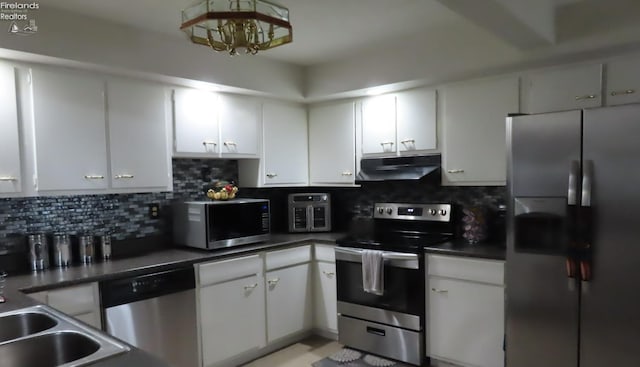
206,181 -> 239,201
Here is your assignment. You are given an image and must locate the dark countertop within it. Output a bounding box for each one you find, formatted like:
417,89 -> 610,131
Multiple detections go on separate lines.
7,232 -> 343,293
424,239 -> 506,260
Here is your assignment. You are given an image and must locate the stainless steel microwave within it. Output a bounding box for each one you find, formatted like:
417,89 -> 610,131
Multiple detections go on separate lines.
173,199 -> 270,250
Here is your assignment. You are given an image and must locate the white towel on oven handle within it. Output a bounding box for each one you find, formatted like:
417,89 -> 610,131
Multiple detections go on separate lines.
362,250 -> 384,295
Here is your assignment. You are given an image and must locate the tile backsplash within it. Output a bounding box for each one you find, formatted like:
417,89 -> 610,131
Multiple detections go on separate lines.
0,159 -> 505,240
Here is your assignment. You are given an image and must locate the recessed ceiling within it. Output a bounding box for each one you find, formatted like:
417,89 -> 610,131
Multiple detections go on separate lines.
41,0 -> 463,66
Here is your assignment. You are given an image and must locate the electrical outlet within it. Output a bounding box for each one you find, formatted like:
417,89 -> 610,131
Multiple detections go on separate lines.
149,203 -> 160,219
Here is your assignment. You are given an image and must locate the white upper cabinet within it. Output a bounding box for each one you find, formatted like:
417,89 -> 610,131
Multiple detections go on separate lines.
361,94 -> 397,155
523,63 -> 602,113
441,75 -> 519,186
262,101 -> 308,186
0,63 -> 22,194
107,79 -> 171,190
173,88 -> 220,156
605,53 -> 640,106
396,88 -> 437,153
219,94 -> 260,157
31,68 -> 108,191
308,102 -> 356,185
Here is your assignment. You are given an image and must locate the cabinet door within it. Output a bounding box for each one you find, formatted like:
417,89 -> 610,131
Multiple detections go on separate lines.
173,88 -> 220,155
266,263 -> 312,343
219,94 -> 260,157
442,75 -> 519,185
524,63 -> 602,113
308,102 -> 356,185
428,277 -> 504,367
107,79 -> 170,189
0,63 -> 21,194
362,95 -> 397,154
32,68 -> 108,191
606,53 -> 640,106
262,102 -> 308,185
314,261 -> 337,333
200,274 -> 266,367
396,88 -> 437,152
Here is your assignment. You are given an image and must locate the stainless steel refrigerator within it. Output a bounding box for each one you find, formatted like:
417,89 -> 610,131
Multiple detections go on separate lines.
506,103 -> 640,367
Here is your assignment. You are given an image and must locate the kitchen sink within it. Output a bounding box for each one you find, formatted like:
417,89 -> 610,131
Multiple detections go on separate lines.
0,331 -> 100,367
0,312 -> 58,343
0,305 -> 130,367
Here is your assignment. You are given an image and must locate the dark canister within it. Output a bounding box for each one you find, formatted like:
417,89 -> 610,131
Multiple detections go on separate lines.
27,233 -> 50,271
78,235 -> 95,264
98,235 -> 112,261
52,234 -> 72,267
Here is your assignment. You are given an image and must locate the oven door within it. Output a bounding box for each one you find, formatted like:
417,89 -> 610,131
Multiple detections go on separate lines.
335,247 -> 424,330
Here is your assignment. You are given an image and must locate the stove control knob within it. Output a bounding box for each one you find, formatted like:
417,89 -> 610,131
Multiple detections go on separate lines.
430,209 -> 437,216
386,208 -> 393,215
377,207 -> 384,214
440,209 -> 447,216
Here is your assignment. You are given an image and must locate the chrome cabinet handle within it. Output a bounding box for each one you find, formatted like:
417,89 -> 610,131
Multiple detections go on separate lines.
431,288 -> 449,293
267,277 -> 280,285
341,171 -> 353,176
322,271 -> 335,278
266,173 -> 278,178
243,283 -> 258,291
202,141 -> 217,146
114,174 -> 134,179
568,160 -> 579,206
84,175 -> 105,180
380,142 -> 394,147
575,94 -> 597,101
581,160 -> 593,207
447,169 -> 464,174
610,89 -> 635,96
224,141 -> 237,146
400,139 -> 415,144
0,176 -> 17,181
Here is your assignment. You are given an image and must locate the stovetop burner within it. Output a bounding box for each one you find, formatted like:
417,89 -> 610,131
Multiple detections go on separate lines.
338,202 -> 455,253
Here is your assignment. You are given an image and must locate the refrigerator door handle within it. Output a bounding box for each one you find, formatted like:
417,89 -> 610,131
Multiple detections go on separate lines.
568,160 -> 580,206
581,160 -> 593,207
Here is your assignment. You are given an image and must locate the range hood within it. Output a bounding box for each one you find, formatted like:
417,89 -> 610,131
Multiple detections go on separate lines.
355,154 -> 441,183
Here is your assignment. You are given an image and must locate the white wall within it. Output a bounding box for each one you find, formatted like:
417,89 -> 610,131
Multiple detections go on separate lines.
0,6 -> 305,100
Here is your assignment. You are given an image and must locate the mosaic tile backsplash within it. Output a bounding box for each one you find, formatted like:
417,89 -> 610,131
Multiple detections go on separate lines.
0,158 -> 505,241
0,159 -> 238,240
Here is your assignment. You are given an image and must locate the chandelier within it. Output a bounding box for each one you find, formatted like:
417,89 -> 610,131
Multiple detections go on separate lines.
181,0 -> 292,56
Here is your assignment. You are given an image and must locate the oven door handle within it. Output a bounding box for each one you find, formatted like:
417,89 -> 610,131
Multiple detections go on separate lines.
334,247 -> 419,269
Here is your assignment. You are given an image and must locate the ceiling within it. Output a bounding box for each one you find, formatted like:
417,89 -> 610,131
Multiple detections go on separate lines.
40,0 -> 640,67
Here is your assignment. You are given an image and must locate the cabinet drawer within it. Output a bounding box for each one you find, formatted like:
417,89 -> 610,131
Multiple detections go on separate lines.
427,255 -> 504,285
314,244 -> 335,263
47,284 -> 97,315
198,255 -> 262,286
266,245 -> 312,270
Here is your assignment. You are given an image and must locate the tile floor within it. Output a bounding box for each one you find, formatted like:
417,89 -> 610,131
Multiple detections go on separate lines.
240,336 -> 343,367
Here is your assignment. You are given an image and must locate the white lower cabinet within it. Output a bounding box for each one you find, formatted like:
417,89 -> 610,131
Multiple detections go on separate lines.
314,261 -> 337,333
265,246 -> 313,343
313,244 -> 337,334
427,255 -> 505,367
266,263 -> 313,342
197,255 -> 266,367
28,283 -> 102,329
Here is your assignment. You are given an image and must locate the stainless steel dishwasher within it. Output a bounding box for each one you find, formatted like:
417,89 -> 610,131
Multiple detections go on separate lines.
100,266 -> 198,367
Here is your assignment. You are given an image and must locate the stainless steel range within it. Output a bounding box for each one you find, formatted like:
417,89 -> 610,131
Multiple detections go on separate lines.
336,203 -> 454,366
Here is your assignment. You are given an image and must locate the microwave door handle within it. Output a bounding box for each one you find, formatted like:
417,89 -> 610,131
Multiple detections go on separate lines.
307,206 -> 313,231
